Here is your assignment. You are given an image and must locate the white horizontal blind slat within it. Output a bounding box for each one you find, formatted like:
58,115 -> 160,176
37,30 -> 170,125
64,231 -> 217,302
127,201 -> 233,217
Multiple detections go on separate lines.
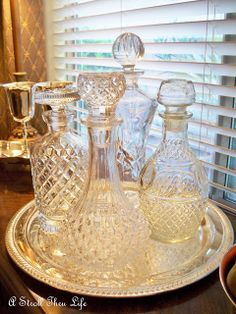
192,103 -> 236,118
189,120 -> 236,138
53,1 -> 227,28
149,127 -> 236,158
140,77 -> 236,98
54,42 -> 236,56
148,141 -> 236,158
53,0 -> 202,15
54,56 -> 236,77
210,200 -> 236,213
53,0 -> 236,19
53,19 -> 236,41
203,161 -> 236,177
209,181 -> 236,194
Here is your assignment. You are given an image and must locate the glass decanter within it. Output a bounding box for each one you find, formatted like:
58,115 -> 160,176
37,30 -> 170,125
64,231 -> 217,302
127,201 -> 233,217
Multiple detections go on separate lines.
140,79 -> 208,243
61,72 -> 150,274
30,81 -> 88,233
112,32 -> 157,192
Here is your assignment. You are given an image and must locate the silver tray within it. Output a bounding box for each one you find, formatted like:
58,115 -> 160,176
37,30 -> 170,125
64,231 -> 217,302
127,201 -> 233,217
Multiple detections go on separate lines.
5,200 -> 234,298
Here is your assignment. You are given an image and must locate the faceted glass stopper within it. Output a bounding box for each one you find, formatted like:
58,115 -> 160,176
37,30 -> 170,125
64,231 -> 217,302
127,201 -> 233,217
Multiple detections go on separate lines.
77,72 -> 126,117
157,79 -> 195,117
32,81 -> 80,108
158,79 -> 195,106
112,32 -> 145,71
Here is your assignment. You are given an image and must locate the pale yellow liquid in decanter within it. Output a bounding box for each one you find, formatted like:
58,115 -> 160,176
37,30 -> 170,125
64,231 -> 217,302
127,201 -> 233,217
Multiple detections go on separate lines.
140,190 -> 206,243
139,79 -> 208,243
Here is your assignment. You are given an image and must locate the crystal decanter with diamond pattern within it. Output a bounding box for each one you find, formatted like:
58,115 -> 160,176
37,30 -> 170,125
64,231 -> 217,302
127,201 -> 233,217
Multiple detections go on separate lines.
112,32 -> 157,193
60,72 -> 150,275
140,79 -> 208,243
30,81 -> 88,233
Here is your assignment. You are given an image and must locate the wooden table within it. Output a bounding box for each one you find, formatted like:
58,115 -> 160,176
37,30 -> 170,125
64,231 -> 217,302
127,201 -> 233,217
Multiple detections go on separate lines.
0,161 -> 236,314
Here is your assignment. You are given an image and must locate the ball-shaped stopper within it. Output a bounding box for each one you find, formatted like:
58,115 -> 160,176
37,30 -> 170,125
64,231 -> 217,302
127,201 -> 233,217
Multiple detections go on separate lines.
112,32 -> 144,71
157,79 -> 195,117
158,79 -> 195,106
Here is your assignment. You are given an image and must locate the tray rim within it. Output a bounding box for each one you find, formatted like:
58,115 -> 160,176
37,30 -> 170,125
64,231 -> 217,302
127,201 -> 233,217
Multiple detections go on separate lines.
5,200 -> 234,298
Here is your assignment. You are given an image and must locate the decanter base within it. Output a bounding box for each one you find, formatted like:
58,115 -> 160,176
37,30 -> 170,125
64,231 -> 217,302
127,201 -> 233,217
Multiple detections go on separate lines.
38,213 -> 63,233
149,226 -> 201,244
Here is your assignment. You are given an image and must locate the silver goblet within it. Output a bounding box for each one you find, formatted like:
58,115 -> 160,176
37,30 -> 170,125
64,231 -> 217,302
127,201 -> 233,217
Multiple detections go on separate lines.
1,81 -> 37,158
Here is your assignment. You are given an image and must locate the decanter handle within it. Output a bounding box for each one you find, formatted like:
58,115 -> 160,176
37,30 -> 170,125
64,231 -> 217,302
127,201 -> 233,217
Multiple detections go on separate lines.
140,161 -> 156,190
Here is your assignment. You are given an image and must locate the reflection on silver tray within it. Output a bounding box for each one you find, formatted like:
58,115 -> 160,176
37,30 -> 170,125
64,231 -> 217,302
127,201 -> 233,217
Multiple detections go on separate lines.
0,140 -> 24,158
5,200 -> 234,298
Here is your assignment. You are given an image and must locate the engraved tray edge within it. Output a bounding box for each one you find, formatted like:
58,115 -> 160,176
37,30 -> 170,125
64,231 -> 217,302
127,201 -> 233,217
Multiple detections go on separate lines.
5,200 -> 234,298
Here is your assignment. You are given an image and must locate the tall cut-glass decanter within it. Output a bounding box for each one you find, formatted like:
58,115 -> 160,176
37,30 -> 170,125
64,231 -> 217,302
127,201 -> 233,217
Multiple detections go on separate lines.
30,81 -> 88,233
62,72 -> 150,276
140,79 -> 208,243
112,32 -> 157,192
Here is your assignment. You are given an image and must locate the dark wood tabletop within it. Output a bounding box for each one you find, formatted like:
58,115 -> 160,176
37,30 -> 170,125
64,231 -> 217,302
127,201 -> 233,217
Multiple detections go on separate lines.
0,160 -> 236,314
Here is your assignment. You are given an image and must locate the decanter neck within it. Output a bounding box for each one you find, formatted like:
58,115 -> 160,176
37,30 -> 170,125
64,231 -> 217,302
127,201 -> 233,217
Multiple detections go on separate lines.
123,70 -> 143,89
162,115 -> 189,141
43,109 -> 73,132
84,117 -> 121,184
159,102 -> 193,142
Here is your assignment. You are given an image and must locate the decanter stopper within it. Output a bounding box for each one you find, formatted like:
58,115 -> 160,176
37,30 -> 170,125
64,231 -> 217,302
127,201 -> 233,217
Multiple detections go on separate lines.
112,32 -> 144,71
77,72 -> 126,117
32,81 -> 80,110
158,79 -> 195,117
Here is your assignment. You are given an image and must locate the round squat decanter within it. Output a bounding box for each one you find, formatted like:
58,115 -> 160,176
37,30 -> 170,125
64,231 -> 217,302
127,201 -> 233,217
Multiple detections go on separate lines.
139,79 -> 208,243
63,72 -> 150,273
30,81 -> 88,233
112,32 -> 157,192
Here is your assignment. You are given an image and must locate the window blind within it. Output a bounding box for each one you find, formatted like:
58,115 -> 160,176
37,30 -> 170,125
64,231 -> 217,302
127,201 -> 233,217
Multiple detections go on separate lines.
44,0 -> 236,212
